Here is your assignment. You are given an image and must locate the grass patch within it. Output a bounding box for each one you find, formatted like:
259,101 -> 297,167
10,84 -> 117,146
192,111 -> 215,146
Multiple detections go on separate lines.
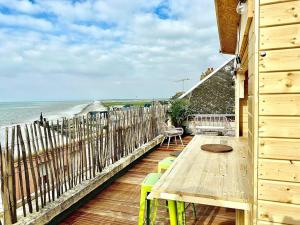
102,100 -> 152,107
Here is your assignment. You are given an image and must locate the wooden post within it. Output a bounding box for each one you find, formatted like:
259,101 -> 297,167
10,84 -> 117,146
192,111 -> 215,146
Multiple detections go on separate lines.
67,120 -> 73,189
30,124 -> 44,208
95,115 -> 100,173
51,122 -> 60,197
16,128 -> 26,217
91,116 -> 96,178
78,117 -> 83,183
25,125 -> 39,212
70,118 -> 75,186
34,124 -> 50,205
46,122 -> 59,200
0,139 -> 13,224
8,127 -> 17,222
61,119 -> 67,192
17,125 -> 33,213
43,123 -> 55,202
82,116 -> 88,181
56,120 -> 63,194
38,123 -> 51,203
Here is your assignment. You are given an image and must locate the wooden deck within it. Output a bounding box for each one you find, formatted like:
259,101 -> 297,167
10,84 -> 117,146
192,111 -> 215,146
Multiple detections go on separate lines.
59,136 -> 235,225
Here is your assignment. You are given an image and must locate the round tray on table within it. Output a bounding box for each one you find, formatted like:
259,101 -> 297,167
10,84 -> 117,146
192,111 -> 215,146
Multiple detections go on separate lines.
201,144 -> 233,153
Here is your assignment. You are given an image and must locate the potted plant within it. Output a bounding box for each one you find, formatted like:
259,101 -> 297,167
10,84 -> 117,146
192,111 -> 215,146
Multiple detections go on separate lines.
168,99 -> 189,128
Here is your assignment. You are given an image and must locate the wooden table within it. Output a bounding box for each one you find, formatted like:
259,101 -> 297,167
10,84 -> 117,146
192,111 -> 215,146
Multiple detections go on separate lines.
148,135 -> 251,225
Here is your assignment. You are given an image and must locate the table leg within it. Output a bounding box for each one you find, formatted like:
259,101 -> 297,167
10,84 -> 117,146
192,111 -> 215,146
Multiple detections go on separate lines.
146,199 -> 151,225
236,210 -> 250,225
168,200 -> 177,225
176,201 -> 186,225
235,210 -> 243,225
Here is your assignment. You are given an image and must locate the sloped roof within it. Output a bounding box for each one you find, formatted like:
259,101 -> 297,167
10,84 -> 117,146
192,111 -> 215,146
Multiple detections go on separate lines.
179,58 -> 234,99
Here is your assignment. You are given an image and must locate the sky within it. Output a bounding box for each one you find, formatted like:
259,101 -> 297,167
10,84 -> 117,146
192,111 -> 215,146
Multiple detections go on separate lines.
0,0 -> 230,102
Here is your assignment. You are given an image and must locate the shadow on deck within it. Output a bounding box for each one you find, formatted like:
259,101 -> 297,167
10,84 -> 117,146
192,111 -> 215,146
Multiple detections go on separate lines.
58,136 -> 235,225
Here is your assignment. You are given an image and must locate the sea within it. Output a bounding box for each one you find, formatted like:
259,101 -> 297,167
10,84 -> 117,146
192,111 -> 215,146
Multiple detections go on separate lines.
0,101 -> 92,127
0,100 -> 107,144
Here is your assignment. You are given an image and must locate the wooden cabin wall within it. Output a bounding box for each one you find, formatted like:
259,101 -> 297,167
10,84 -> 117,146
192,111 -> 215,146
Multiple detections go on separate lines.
237,0 -> 256,223
257,0 -> 300,225
247,16 -> 257,225
237,0 -> 254,225
237,0 -> 253,139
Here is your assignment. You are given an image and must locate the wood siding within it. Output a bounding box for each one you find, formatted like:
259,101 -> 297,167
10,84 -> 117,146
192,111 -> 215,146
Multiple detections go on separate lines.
257,1 -> 300,225
247,3 -> 258,221
259,71 -> 300,94
236,1 -> 257,221
260,1 -> 300,27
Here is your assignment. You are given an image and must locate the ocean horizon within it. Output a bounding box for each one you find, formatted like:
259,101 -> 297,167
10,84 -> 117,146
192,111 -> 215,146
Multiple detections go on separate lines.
0,98 -> 158,127
0,100 -> 91,128
0,98 -> 164,144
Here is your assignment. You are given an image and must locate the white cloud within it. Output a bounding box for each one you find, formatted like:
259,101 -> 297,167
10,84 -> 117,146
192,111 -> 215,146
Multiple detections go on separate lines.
0,13 -> 53,31
0,0 -> 230,101
0,0 -> 42,14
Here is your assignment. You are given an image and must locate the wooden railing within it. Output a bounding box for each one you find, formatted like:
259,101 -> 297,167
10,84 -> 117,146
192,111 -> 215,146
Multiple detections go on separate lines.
0,105 -> 167,224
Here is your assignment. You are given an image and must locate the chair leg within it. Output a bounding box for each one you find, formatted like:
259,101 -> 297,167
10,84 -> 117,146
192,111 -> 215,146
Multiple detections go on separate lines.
167,137 -> 171,148
168,200 -> 178,225
192,203 -> 197,219
175,136 -> 177,145
138,189 -> 148,225
177,201 -> 186,225
146,199 -> 151,225
179,135 -> 183,146
151,199 -> 159,225
160,137 -> 166,146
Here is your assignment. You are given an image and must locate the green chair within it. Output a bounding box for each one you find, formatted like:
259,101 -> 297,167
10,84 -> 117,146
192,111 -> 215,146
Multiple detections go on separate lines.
138,173 -> 161,225
158,157 -> 176,173
157,157 -> 197,225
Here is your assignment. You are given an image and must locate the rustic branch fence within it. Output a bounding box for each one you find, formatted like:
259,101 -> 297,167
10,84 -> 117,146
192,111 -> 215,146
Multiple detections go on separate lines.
0,105 -> 167,224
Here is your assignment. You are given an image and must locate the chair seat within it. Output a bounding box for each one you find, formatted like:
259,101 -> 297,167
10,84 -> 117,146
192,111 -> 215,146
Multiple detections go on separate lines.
141,173 -> 162,190
158,157 -> 175,173
165,130 -> 182,135
139,173 -> 162,225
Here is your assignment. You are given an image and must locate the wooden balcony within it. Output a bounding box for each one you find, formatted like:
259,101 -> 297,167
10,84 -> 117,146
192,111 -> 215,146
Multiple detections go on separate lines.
58,136 -> 235,225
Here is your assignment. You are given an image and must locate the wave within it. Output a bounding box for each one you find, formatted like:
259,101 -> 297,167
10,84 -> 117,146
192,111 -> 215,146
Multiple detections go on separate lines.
10,106 -> 40,109
46,103 -> 90,121
75,101 -> 107,117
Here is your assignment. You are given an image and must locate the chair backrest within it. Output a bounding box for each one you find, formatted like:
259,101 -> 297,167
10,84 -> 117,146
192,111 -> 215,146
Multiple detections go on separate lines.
159,122 -> 169,133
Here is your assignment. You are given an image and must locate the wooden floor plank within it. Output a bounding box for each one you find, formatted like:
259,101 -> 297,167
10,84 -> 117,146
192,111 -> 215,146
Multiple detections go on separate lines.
59,136 -> 235,225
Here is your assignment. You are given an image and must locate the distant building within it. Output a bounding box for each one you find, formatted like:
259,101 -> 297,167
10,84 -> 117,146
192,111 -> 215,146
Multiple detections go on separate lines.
180,58 -> 235,115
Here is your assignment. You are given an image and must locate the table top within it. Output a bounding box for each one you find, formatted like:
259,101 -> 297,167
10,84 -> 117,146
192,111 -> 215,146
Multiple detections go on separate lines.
148,135 -> 251,210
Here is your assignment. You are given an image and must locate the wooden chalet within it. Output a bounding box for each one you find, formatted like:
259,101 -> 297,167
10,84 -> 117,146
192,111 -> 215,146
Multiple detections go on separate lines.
215,0 -> 300,224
